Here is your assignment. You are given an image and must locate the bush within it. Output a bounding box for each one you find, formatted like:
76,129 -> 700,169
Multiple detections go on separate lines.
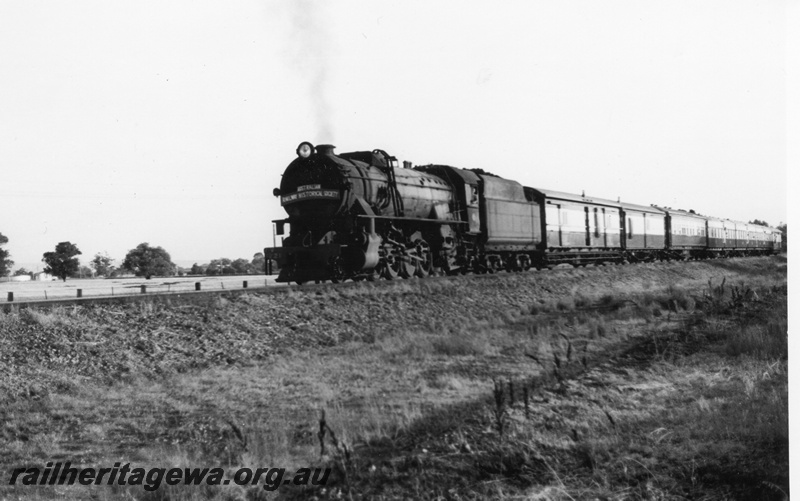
726,318 -> 787,360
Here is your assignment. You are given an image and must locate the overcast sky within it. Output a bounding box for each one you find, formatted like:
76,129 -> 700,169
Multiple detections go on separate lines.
0,0 -> 793,270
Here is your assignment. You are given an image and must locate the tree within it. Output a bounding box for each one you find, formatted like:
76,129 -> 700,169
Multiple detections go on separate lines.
71,265 -> 94,279
13,268 -> 32,278
749,219 -> 769,227
777,223 -> 787,252
252,252 -> 266,273
91,252 -> 116,278
122,243 -> 176,279
0,232 -> 12,277
231,258 -> 254,275
190,263 -> 207,275
206,258 -> 232,276
42,242 -> 82,282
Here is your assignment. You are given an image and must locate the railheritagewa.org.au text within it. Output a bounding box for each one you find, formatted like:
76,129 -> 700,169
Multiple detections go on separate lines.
9,462 -> 331,491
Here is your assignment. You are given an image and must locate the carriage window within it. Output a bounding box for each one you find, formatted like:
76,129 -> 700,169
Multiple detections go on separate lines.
627,218 -> 633,238
594,209 -> 599,237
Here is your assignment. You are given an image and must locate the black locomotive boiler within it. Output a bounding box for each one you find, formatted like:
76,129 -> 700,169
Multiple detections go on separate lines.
264,142 -> 782,284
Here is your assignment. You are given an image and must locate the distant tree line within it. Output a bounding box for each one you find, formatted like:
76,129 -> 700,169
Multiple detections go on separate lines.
0,234 -> 275,280
188,253 -> 274,276
0,232 -> 13,277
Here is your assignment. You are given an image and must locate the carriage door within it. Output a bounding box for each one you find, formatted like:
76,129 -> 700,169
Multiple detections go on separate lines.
545,202 -> 562,247
589,207 -> 601,247
584,207 -> 591,246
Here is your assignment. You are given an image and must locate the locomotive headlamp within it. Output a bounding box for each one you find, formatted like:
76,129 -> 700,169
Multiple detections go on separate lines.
296,142 -> 314,158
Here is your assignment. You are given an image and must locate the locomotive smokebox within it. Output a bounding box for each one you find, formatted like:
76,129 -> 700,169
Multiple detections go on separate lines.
316,144 -> 336,156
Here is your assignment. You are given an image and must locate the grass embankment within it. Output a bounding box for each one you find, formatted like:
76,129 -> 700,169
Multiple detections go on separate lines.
0,256 -> 788,500
340,279 -> 788,500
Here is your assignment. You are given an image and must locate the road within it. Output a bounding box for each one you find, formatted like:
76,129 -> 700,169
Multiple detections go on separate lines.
0,275 -> 282,303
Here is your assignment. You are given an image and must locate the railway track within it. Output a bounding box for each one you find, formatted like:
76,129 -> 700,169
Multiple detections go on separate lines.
1,255 -> 782,312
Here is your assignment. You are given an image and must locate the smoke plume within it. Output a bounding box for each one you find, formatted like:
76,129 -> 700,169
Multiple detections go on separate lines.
286,0 -> 334,141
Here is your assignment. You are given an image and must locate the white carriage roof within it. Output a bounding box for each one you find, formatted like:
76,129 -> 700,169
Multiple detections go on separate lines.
650,205 -> 708,220
529,187 -> 659,213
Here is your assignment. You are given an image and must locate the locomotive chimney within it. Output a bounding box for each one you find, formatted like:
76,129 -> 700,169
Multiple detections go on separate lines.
316,144 -> 336,156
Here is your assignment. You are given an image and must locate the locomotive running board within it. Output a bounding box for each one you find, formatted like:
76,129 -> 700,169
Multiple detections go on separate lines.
356,215 -> 468,224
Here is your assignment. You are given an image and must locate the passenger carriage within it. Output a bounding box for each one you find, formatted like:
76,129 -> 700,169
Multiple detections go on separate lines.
525,188 -> 623,266
618,202 -> 666,262
654,207 -> 709,260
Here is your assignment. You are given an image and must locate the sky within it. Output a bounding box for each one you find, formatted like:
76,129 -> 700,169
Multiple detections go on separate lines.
0,0 -> 794,271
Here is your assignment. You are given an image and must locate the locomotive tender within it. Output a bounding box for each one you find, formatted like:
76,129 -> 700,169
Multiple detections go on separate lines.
264,142 -> 782,283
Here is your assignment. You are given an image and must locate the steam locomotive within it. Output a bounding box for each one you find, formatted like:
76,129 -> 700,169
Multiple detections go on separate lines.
264,142 -> 782,284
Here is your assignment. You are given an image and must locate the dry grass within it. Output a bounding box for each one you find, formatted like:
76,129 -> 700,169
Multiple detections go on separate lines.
0,256 -> 787,500
725,317 -> 787,359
